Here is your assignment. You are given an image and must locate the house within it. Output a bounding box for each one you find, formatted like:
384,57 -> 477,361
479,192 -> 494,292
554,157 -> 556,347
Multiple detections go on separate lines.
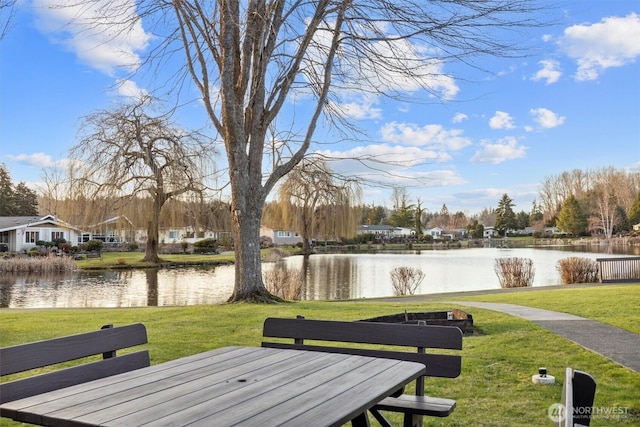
357,224 -> 401,240
0,215 -> 83,252
260,226 -> 303,246
425,227 -> 443,239
483,226 -> 498,238
82,216 -> 136,245
634,223 -> 640,232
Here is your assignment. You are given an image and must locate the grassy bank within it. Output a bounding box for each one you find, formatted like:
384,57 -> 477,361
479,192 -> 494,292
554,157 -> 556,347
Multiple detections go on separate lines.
1,285 -> 639,426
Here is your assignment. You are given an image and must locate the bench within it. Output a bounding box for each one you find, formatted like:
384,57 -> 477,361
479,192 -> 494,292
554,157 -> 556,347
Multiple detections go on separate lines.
0,323 -> 149,405
558,367 -> 597,427
262,316 -> 463,427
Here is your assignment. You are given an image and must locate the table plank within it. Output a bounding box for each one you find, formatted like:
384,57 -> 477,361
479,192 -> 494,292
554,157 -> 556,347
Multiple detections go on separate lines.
1,346 -> 425,427
133,352 -> 383,426
74,349 -> 338,426
237,358 -> 421,427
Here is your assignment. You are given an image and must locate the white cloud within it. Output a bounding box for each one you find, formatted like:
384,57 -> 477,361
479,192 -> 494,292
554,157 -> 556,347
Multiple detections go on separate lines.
531,59 -> 562,84
333,100 -> 383,120
32,0 -> 152,76
6,152 -> 72,170
320,144 -> 452,169
489,111 -> 515,130
452,113 -> 468,123
303,18 -> 459,108
470,137 -> 527,164
115,79 -> 148,100
530,108 -> 565,129
380,122 -> 472,151
559,13 -> 640,81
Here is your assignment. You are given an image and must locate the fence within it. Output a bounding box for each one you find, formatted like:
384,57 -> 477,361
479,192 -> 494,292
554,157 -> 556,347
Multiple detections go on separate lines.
596,257 -> 640,283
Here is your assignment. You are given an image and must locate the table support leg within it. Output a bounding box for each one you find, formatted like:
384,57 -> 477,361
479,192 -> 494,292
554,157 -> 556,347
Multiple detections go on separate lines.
351,412 -> 371,427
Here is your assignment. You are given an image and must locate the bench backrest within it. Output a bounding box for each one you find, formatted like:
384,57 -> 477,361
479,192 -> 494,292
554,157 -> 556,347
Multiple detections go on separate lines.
559,368 -> 596,427
262,316 -> 463,383
0,323 -> 149,404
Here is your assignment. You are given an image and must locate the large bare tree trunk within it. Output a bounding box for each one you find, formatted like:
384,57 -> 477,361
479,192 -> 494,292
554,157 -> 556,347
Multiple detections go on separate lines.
227,175 -> 280,302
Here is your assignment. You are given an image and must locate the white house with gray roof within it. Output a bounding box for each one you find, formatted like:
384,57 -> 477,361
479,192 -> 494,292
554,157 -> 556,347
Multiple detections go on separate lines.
0,215 -> 83,252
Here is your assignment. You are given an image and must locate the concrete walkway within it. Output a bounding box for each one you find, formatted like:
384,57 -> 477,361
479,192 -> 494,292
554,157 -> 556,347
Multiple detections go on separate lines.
447,301 -> 640,374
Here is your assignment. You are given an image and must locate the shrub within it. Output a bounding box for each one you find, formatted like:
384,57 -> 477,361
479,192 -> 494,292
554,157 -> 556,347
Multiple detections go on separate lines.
390,266 -> 425,296
263,266 -> 303,300
52,238 -> 67,246
193,238 -> 218,254
556,257 -> 598,284
86,240 -> 104,252
494,257 -> 535,288
128,243 -> 139,252
263,248 -> 286,263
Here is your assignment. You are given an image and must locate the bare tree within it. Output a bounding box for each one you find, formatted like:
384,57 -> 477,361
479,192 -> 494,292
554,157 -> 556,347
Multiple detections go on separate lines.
70,98 -> 217,262
62,0 -> 543,301
0,0 -> 16,41
276,158 -> 360,254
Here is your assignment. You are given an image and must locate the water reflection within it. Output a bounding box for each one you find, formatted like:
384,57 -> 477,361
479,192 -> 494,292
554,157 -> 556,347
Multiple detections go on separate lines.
1,247 -> 637,308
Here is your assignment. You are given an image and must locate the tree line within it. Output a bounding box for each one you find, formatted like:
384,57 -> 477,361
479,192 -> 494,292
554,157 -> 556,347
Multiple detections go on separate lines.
0,164 -> 39,216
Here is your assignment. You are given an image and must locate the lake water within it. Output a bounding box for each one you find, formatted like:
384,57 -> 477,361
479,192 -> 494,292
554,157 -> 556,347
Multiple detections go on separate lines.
1,246 -> 637,308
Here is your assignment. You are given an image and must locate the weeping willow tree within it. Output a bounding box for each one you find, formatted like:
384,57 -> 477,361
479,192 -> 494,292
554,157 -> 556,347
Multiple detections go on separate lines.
274,158 -> 361,254
69,98 -> 217,263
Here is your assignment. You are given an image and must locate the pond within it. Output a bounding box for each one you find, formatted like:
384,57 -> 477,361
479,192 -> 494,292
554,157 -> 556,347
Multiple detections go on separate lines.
1,246 -> 637,308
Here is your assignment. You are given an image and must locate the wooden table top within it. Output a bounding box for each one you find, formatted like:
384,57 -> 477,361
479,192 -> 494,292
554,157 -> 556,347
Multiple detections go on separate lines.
1,346 -> 425,427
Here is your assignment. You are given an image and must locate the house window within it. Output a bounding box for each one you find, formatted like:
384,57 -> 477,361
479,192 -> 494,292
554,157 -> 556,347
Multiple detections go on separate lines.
0,231 -> 8,243
276,231 -> 291,238
26,231 -> 39,243
51,231 -> 64,241
168,231 -> 180,240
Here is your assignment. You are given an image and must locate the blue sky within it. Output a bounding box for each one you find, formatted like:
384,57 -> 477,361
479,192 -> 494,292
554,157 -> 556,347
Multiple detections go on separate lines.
1,1 -> 639,216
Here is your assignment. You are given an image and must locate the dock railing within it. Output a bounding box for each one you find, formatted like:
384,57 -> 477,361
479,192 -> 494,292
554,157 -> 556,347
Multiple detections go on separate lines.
596,257 -> 640,283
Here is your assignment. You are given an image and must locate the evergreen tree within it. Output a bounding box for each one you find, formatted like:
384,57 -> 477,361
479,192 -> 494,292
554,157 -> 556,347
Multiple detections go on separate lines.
0,163 -> 39,216
0,164 -> 15,216
629,192 -> 640,227
612,205 -> 629,235
14,182 -> 39,215
494,194 -> 516,236
557,195 -> 587,236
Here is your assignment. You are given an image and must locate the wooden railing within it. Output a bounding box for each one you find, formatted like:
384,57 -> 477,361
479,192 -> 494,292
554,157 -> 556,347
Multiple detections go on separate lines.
596,257 -> 640,283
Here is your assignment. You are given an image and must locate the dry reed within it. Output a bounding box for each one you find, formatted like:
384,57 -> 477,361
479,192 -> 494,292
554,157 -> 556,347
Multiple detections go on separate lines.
494,257 -> 535,288
390,266 -> 426,296
0,255 -> 78,273
263,266 -> 303,300
556,257 -> 598,284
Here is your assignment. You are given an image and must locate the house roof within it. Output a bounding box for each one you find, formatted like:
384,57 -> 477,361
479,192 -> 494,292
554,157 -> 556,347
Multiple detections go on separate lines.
359,224 -> 399,231
0,215 -> 82,233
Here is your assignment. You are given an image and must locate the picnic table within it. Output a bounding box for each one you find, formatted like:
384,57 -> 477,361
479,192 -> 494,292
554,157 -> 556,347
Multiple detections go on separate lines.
0,346 -> 425,427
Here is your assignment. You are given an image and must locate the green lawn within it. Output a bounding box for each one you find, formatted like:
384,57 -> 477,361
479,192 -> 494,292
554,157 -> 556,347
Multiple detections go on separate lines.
1,284 -> 639,426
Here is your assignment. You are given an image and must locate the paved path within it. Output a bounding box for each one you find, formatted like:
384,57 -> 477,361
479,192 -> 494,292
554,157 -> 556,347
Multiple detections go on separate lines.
447,301 -> 640,374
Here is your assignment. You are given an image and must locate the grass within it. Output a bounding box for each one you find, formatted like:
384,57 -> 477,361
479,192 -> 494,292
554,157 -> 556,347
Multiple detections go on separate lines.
75,250 -> 237,269
1,285 -> 639,426
447,283 -> 640,334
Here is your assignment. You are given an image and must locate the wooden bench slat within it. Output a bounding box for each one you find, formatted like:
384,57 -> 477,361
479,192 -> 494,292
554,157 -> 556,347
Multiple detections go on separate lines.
1,323 -> 149,408
0,323 -> 148,375
375,394 -> 456,417
263,317 -> 463,350
0,351 -> 150,406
